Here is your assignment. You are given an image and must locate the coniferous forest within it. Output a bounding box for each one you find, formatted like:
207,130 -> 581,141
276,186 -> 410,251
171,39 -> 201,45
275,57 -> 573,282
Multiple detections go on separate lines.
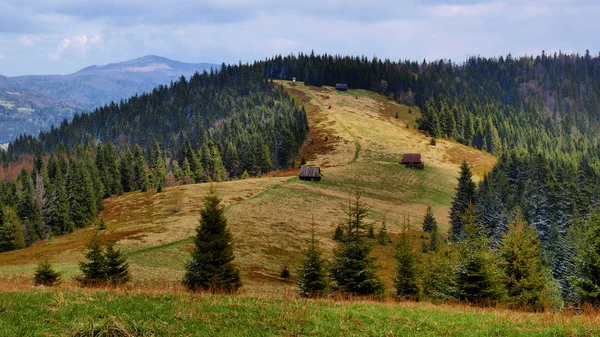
3,51 -> 600,307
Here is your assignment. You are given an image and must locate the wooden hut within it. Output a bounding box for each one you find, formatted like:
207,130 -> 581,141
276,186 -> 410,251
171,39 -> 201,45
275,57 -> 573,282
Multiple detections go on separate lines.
335,83 -> 348,91
299,165 -> 322,181
400,153 -> 424,169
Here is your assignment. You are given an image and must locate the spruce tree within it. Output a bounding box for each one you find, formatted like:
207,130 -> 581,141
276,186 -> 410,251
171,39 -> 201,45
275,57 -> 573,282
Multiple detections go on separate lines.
297,223 -> 327,297
573,210 -> 600,305
499,213 -> 549,310
119,147 -> 136,193
183,186 -> 241,292
34,260 -> 61,286
16,169 -> 43,244
44,164 -> 74,235
105,243 -> 130,285
377,221 -> 391,245
0,206 -> 26,252
66,161 -> 97,228
151,142 -> 167,192
423,246 -> 458,301
456,205 -> 506,303
329,192 -> 384,297
394,216 -> 420,300
333,224 -> 344,242
133,144 -> 149,191
422,206 -> 437,233
429,222 -> 440,252
450,161 -> 477,240
280,266 -> 290,281
77,237 -> 107,285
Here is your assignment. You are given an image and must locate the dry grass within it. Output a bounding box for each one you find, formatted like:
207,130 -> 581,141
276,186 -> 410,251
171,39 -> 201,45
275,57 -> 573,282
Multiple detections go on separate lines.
0,82 -> 496,294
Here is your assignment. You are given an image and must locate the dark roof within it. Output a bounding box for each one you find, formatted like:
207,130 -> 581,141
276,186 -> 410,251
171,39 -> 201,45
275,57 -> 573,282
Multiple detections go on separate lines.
401,153 -> 422,163
299,165 -> 321,178
335,83 -> 348,90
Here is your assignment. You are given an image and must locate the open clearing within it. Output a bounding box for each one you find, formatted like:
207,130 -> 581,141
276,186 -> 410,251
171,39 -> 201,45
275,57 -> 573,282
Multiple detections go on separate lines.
0,82 -> 496,290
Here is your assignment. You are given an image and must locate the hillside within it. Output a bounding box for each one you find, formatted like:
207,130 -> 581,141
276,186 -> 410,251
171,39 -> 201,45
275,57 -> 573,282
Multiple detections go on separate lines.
0,82 -> 496,290
0,55 -> 217,144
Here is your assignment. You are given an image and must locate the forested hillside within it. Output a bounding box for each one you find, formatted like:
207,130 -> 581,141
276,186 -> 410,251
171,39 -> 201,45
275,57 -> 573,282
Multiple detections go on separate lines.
3,51 -> 600,305
0,62 -> 308,247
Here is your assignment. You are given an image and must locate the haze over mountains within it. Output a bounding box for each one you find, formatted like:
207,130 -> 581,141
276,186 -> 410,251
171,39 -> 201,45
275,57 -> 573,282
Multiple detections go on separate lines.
0,55 -> 217,144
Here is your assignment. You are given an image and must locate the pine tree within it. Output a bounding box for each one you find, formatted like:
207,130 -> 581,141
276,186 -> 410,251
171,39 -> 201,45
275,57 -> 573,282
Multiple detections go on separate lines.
150,142 -> 167,192
394,215 -> 420,300
119,147 -> 135,193
422,206 -> 437,233
0,206 -> 26,252
280,266 -> 290,281
333,224 -> 344,242
456,205 -> 506,303
297,222 -> 327,297
77,237 -> 107,285
66,161 -> 97,228
377,221 -> 391,245
500,212 -> 550,311
133,144 -> 149,191
329,192 -> 384,297
105,243 -> 130,285
573,210 -> 600,305
44,164 -> 73,235
430,222 -> 440,252
34,260 -> 61,286
183,186 -> 241,292
450,161 -> 477,240
423,246 -> 457,301
16,169 -> 43,244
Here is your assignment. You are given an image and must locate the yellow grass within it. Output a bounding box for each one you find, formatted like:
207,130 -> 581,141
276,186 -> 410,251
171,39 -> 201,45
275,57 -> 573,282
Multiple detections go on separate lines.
0,82 -> 497,293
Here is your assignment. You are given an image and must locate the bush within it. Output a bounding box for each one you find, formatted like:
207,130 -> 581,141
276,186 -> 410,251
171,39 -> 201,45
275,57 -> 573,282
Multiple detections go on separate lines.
430,138 -> 437,146
280,266 -> 290,281
34,260 -> 61,286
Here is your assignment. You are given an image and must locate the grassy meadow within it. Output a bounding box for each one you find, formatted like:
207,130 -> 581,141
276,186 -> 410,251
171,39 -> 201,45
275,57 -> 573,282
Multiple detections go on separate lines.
5,83 -> 581,336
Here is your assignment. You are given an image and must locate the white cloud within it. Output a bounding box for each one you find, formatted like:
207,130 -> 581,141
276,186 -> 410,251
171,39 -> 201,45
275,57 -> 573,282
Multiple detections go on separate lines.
56,34 -> 103,55
19,35 -> 40,47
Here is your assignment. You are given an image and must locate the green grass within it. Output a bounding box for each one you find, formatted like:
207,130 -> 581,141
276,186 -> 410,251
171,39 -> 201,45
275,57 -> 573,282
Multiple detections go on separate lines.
0,290 -> 597,337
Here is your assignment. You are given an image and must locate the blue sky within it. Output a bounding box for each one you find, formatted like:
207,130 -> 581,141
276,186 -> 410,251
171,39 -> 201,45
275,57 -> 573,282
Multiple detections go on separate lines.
0,0 -> 599,76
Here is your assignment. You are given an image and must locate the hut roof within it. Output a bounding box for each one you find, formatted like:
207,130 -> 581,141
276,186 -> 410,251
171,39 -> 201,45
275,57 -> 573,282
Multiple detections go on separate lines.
299,165 -> 321,178
401,153 -> 422,163
335,83 -> 348,91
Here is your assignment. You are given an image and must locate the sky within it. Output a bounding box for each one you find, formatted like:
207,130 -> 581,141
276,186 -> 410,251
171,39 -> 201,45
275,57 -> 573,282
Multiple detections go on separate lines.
0,0 -> 599,76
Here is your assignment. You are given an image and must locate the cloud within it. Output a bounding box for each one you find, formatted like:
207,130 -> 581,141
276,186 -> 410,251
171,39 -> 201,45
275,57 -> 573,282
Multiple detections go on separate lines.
56,34 -> 103,55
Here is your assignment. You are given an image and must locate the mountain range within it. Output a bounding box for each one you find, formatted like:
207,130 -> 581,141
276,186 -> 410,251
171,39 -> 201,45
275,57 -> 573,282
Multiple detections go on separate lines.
0,55 -> 217,144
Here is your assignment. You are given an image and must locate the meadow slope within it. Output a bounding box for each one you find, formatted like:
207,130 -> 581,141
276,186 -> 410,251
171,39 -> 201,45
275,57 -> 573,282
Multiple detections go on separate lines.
0,82 -> 497,291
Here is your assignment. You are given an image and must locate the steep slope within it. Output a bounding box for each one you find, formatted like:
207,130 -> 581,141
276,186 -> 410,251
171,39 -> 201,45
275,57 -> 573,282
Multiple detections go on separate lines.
0,56 -> 217,144
0,82 -> 496,291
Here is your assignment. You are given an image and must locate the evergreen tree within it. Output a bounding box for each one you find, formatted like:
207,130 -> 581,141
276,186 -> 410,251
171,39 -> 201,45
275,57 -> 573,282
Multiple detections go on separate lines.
105,243 -> 130,285
573,210 -> 600,305
0,206 -> 26,252
77,237 -> 107,285
377,221 -> 391,245
500,212 -> 549,310
422,206 -> 437,233
429,222 -> 440,252
66,161 -> 97,228
43,164 -> 73,235
280,266 -> 290,281
423,246 -> 458,301
297,222 -> 328,297
150,142 -> 167,192
394,217 -> 420,300
119,147 -> 136,193
329,192 -> 384,297
16,169 -> 43,244
133,144 -> 149,191
183,186 -> 241,292
333,224 -> 344,242
34,260 -> 61,286
450,161 -> 477,240
456,205 -> 506,303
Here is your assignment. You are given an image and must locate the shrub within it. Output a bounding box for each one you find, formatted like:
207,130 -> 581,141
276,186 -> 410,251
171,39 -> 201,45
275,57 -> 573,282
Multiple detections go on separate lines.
34,260 -> 61,286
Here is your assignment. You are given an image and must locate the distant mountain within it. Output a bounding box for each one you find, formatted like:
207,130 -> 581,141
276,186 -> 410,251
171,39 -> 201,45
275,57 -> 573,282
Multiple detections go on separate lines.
0,55 -> 217,144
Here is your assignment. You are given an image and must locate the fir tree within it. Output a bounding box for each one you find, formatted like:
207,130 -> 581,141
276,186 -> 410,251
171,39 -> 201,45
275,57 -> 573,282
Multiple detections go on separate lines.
329,192 -> 384,297
394,216 -> 420,300
297,222 -> 328,297
280,266 -> 290,281
34,260 -> 61,286
500,212 -> 549,310
0,206 -> 26,252
422,206 -> 437,233
16,169 -> 43,244
573,210 -> 600,305
333,224 -> 344,241
119,147 -> 136,193
133,144 -> 149,192
450,161 -> 477,240
183,186 -> 241,292
66,161 -> 97,228
423,247 -> 457,301
150,142 -> 167,192
44,164 -> 73,235
105,243 -> 130,285
77,237 -> 107,285
376,221 -> 391,245
456,205 -> 506,303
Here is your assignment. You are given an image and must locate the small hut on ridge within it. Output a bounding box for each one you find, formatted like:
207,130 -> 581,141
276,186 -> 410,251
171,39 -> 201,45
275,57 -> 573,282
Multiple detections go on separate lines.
299,165 -> 322,181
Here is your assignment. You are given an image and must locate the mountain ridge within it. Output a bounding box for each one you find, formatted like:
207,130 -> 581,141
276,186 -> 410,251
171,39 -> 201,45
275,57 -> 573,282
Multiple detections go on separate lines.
0,56 -> 218,144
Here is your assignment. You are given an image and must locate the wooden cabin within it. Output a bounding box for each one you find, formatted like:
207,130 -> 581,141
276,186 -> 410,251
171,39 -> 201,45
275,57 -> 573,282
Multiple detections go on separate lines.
400,153 -> 424,169
299,165 -> 322,181
335,83 -> 348,91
